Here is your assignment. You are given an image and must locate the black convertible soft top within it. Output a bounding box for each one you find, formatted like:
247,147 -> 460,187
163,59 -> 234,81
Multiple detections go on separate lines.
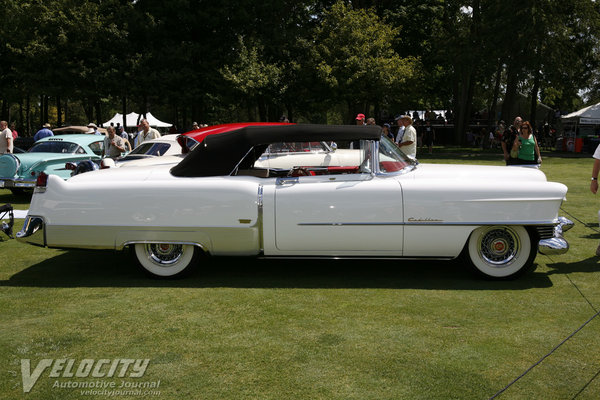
171,124 -> 382,177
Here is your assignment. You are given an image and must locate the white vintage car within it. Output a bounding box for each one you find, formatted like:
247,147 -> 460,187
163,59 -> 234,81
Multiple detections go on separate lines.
17,124 -> 571,279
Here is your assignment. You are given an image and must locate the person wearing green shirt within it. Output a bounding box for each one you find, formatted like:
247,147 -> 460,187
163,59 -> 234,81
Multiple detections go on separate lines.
510,121 -> 541,165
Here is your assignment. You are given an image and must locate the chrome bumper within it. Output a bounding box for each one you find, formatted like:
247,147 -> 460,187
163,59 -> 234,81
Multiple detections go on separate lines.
538,217 -> 573,256
0,178 -> 36,189
16,216 -> 46,247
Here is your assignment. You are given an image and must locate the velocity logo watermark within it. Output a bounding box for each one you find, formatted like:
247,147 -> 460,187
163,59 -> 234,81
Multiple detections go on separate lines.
20,358 -> 152,393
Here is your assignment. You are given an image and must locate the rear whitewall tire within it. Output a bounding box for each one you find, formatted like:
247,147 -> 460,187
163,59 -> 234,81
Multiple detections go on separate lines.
464,225 -> 536,279
133,243 -> 200,278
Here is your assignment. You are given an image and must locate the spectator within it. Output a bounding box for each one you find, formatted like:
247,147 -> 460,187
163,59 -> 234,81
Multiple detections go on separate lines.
394,115 -> 405,144
366,117 -> 376,125
192,122 -> 199,130
33,123 -> 54,141
117,125 -> 128,139
501,116 -> 522,165
397,115 -> 417,158
422,120 -> 435,154
0,120 -> 13,154
102,126 -> 126,159
510,121 -> 541,165
87,123 -> 101,135
137,118 -> 161,145
382,123 -> 394,140
590,143 -> 600,255
355,113 -> 366,125
10,122 -> 18,139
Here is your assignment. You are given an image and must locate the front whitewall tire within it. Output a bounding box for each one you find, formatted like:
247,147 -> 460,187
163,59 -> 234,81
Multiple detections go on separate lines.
465,225 -> 536,279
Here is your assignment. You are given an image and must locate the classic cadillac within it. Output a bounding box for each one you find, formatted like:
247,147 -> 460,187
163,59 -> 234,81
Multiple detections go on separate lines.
18,124 -> 571,279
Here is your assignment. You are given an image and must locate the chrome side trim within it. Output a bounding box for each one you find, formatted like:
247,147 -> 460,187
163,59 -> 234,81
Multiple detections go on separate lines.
298,220 -> 561,227
122,240 -> 208,253
16,216 -> 46,247
257,185 -> 264,251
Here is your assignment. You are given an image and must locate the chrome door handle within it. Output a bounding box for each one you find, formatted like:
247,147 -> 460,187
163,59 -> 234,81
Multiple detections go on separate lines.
276,177 -> 299,185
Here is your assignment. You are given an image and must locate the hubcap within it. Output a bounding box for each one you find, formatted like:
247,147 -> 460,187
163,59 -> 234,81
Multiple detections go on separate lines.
478,228 -> 519,267
145,243 -> 184,266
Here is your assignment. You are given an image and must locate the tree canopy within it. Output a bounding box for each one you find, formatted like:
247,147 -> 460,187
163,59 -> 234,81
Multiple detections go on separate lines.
1,0 -> 599,140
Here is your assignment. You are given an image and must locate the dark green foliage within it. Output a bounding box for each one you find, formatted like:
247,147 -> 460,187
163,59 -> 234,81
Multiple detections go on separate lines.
1,0 -> 599,137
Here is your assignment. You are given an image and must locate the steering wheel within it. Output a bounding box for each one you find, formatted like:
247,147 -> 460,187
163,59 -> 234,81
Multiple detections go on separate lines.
288,166 -> 310,177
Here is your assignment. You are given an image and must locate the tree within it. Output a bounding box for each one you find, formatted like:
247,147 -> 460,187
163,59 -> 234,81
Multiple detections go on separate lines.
311,1 -> 420,122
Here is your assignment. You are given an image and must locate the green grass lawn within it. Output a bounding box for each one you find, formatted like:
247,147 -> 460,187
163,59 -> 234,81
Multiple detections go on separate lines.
1,150 -> 599,399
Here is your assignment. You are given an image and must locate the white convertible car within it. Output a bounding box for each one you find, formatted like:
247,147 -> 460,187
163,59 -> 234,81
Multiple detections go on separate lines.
18,124 -> 571,279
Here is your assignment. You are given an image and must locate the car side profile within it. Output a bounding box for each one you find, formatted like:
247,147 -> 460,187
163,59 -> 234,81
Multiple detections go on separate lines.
18,124 -> 571,280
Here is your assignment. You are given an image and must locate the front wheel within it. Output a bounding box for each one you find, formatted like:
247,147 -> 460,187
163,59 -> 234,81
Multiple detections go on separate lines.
133,243 -> 200,278
463,225 -> 536,279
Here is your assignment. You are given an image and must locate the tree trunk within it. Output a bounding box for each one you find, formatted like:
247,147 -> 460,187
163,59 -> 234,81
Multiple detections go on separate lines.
501,59 -> 519,123
122,95 -> 127,130
56,95 -> 62,127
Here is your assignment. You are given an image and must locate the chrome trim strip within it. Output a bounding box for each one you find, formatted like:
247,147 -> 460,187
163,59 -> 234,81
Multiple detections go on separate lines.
122,240 -> 208,252
0,178 -> 36,188
257,184 -> 264,251
297,221 -> 559,227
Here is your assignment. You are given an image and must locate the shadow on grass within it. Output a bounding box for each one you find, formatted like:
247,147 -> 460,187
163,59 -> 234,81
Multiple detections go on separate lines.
0,249 -> 554,290
545,256 -> 600,275
0,190 -> 31,208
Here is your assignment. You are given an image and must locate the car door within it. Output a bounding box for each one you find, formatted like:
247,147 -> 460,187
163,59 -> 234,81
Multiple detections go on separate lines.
274,173 -> 404,254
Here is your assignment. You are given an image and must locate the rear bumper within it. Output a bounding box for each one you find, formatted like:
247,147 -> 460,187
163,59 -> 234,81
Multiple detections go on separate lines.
538,217 -> 573,256
0,178 -> 35,189
16,216 -> 46,247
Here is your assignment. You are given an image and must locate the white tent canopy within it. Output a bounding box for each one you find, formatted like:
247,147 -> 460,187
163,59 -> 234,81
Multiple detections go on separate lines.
102,112 -> 172,128
561,102 -> 600,125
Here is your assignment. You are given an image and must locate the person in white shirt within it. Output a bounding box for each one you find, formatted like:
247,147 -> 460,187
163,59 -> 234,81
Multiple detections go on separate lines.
136,118 -> 161,145
397,115 -> 416,158
0,120 -> 13,154
590,144 -> 600,255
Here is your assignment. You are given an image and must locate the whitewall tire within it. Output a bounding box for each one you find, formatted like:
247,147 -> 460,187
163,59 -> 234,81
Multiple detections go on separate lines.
133,243 -> 200,278
464,225 -> 536,279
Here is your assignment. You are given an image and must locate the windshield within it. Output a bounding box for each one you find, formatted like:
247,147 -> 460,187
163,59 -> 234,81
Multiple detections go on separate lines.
129,142 -> 172,156
377,135 -> 413,173
29,141 -> 86,154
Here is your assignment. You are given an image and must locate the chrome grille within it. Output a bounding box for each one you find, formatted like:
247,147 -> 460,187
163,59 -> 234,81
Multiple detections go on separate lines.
535,225 -> 555,239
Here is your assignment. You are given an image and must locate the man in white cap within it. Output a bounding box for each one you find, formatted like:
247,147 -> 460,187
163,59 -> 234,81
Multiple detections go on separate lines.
34,123 -> 54,141
397,115 -> 417,158
87,122 -> 101,135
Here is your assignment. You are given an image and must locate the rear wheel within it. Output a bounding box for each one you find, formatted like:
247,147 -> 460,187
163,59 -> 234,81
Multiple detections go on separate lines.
463,225 -> 536,279
133,243 -> 200,278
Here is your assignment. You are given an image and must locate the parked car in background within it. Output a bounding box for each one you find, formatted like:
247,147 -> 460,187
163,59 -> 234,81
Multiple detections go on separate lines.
73,122 -> 294,173
54,125 -> 108,135
18,124 -> 571,280
101,134 -> 184,169
0,134 -> 104,194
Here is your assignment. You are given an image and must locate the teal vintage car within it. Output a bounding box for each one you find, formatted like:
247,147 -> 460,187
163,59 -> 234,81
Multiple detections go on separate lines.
0,134 -> 104,194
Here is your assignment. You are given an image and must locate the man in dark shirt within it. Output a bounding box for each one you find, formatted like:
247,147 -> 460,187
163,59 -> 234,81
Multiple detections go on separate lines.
501,116 -> 522,165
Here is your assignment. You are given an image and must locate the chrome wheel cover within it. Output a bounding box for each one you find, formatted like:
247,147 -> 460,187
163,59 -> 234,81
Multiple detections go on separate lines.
144,243 -> 184,266
477,227 -> 520,267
